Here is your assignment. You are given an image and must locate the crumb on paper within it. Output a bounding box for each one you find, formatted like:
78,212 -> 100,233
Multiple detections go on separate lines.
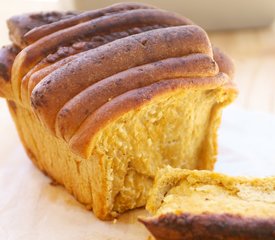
49,180 -> 59,186
113,218 -> 117,224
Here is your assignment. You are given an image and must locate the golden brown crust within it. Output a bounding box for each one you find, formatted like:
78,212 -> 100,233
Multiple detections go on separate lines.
140,213 -> 275,240
21,54 -> 78,105
21,21 -> 192,106
30,25 -> 212,135
11,8 -> 192,102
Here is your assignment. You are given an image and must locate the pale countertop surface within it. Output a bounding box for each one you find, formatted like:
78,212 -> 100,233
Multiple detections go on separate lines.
0,2 -> 274,240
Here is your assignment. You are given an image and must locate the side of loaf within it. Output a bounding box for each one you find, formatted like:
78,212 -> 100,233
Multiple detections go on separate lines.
0,3 -> 237,220
141,167 -> 275,240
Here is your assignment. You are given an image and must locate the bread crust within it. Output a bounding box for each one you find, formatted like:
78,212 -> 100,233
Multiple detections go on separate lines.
11,8 -> 192,101
30,25 -> 212,135
140,213 -> 275,240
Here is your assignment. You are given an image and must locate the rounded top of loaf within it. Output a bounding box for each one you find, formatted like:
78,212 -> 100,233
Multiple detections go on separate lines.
0,3 -> 237,159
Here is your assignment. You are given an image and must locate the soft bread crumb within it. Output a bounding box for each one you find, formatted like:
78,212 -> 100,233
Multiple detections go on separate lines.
7,86 -> 233,219
146,167 -> 275,218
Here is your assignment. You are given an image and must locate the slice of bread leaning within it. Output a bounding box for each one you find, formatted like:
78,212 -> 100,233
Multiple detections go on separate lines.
141,167 -> 275,240
0,3 -> 237,220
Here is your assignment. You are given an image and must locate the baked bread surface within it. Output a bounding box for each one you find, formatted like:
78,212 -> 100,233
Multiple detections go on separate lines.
141,167 -> 275,240
0,3 -> 237,219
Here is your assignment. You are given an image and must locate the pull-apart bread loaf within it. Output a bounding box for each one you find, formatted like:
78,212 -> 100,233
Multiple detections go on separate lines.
0,3 -> 237,220
142,167 -> 275,240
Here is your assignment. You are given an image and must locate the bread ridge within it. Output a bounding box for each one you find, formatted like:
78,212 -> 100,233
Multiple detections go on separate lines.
11,8 -> 192,101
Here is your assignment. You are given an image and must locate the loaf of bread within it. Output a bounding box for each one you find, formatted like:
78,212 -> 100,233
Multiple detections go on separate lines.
141,167 -> 275,240
0,3 -> 237,220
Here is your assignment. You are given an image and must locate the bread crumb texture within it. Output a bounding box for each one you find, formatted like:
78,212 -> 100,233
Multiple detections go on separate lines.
147,167 -> 275,218
7,85 -> 230,219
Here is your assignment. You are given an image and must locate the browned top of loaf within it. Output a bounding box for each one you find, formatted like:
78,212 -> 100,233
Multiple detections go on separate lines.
0,3 -> 236,159
140,213 -> 275,240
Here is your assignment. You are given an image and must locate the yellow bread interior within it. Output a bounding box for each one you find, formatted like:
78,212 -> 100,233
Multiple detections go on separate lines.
7,85 -> 234,220
146,167 -> 275,218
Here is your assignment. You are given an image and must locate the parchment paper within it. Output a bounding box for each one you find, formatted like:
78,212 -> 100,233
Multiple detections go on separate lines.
0,103 -> 274,240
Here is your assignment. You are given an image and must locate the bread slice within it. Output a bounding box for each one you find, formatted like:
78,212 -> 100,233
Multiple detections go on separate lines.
0,3 -> 237,220
141,167 -> 275,240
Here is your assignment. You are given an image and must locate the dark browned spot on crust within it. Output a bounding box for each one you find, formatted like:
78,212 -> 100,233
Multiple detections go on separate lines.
25,147 -> 38,163
7,100 -> 17,114
39,168 -> 49,177
140,213 -> 275,240
43,24 -> 170,65
50,180 -> 60,186
0,45 -> 20,82
76,161 -> 81,175
0,63 -> 9,81
31,90 -> 48,108
29,11 -> 76,25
